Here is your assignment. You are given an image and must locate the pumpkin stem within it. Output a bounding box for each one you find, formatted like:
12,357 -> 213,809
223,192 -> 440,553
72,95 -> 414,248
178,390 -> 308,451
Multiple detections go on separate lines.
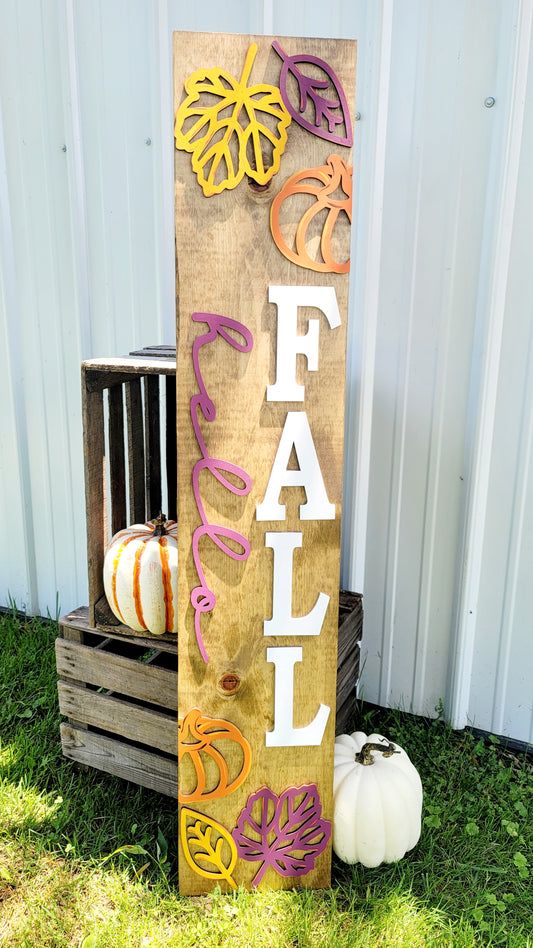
355,741 -> 400,766
151,512 -> 168,537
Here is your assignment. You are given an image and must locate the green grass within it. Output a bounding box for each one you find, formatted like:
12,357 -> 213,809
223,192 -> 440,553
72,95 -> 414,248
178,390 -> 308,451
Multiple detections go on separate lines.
0,609 -> 531,947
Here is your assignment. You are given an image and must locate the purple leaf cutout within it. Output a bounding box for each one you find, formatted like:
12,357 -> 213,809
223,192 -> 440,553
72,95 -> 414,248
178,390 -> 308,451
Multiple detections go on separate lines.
273,41 -> 353,147
232,784 -> 331,886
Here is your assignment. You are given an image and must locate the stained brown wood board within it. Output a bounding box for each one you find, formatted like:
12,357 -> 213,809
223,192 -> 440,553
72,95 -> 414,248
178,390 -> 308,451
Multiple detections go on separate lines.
174,30 -> 356,893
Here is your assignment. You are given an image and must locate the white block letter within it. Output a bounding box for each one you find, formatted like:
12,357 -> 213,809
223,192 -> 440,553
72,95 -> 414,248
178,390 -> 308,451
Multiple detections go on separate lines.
263,532 -> 329,636
256,412 -> 335,521
265,646 -> 330,746
267,285 -> 341,402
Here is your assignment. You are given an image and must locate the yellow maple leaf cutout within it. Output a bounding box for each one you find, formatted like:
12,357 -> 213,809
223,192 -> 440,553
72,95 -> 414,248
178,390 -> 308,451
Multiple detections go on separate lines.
180,807 -> 238,890
174,43 -> 291,196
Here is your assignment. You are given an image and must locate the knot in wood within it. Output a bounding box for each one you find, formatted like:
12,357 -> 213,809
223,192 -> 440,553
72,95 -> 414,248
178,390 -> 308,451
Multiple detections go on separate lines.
247,177 -> 270,193
219,673 -> 241,694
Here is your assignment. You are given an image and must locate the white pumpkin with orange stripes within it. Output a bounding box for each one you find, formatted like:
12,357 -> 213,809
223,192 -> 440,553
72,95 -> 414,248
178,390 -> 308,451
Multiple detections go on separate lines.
103,513 -> 178,635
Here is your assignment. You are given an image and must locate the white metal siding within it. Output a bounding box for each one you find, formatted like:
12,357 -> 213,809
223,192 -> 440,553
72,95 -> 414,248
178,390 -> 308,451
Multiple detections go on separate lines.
0,0 -> 532,743
457,2 -> 533,740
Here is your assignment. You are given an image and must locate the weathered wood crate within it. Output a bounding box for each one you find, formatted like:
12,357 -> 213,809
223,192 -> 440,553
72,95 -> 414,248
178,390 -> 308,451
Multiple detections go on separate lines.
336,590 -> 364,734
56,590 -> 362,796
82,346 -> 176,633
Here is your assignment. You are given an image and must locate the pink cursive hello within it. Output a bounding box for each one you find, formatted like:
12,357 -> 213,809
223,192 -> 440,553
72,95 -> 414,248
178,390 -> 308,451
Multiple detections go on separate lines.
189,312 -> 254,663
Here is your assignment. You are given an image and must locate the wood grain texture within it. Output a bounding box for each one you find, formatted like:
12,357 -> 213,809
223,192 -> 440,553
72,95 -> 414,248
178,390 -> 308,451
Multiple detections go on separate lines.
126,378 -> 146,523
174,31 -> 356,893
144,374 -> 162,519
83,355 -> 176,379
55,638 -> 178,710
60,724 -> 178,796
165,375 -> 177,522
108,385 -> 127,535
57,681 -> 176,755
82,375 -> 106,627
60,606 -> 179,652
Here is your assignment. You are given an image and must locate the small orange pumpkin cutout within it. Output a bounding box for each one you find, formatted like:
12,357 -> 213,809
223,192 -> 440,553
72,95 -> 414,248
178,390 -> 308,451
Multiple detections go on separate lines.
270,153 -> 353,273
178,708 -> 252,803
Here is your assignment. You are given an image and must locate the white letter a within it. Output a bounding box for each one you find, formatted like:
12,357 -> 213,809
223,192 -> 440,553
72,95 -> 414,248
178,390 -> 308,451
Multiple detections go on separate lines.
256,412 -> 335,521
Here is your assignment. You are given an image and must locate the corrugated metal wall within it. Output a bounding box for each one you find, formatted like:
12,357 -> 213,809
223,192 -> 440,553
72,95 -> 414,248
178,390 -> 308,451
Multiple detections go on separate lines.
1,0 -> 532,744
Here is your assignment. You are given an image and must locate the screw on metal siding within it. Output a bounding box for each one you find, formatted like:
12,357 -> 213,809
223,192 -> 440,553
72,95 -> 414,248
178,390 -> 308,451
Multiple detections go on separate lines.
354,112 -> 361,121
61,144 -> 67,152
484,97 -> 496,108
145,137 -> 152,145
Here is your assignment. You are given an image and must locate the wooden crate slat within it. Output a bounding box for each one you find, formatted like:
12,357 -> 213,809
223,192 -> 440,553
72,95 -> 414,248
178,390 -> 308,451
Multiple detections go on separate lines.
84,356 -> 176,386
60,724 -> 178,797
129,346 -> 176,360
85,370 -> 137,393
335,696 -> 357,736
108,385 -> 127,534
338,589 -> 361,613
82,382 -> 106,628
57,681 -> 177,755
125,378 -> 146,523
336,654 -> 358,689
55,639 -> 178,710
337,594 -> 363,667
337,626 -> 361,669
336,682 -> 357,713
165,374 -> 177,522
60,607 -> 179,652
143,374 -> 162,519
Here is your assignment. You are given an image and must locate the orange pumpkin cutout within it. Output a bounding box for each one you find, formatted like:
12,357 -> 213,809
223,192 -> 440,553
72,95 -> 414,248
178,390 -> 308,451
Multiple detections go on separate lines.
270,153 -> 353,273
178,708 -> 252,803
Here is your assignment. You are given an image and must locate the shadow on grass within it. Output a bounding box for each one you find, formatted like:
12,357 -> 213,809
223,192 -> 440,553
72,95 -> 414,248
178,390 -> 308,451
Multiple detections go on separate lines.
0,612 -> 179,873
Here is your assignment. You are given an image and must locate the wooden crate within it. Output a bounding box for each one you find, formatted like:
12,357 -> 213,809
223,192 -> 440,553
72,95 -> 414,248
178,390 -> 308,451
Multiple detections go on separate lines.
335,590 -> 364,734
56,591 -> 362,796
82,346 -> 176,634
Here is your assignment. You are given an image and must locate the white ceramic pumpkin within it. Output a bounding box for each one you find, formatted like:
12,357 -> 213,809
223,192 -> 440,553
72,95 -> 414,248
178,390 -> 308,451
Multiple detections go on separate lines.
103,513 -> 178,635
333,731 -> 423,867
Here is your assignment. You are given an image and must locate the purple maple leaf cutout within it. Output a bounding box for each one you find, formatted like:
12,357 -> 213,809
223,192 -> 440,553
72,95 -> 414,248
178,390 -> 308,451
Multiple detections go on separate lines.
232,784 -> 331,886
272,41 -> 353,147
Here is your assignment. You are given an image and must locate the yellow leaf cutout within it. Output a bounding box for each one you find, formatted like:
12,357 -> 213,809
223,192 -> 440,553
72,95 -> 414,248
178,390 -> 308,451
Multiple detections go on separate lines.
175,43 -> 291,196
180,807 -> 238,890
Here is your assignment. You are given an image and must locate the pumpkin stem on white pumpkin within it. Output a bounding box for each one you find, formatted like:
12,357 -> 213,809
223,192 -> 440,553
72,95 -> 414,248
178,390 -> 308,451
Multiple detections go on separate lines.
151,512 -> 168,537
355,741 -> 400,766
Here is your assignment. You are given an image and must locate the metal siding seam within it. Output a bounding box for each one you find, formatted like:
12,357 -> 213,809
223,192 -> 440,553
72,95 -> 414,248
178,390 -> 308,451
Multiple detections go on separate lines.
342,1 -> 394,598
155,0 -> 176,346
0,79 -> 37,611
378,0 -> 432,710
63,0 -> 93,359
263,0 -> 274,34
491,321 -> 533,738
60,0 -> 93,608
409,0 -> 479,717
448,0 -> 533,730
38,1 -> 80,618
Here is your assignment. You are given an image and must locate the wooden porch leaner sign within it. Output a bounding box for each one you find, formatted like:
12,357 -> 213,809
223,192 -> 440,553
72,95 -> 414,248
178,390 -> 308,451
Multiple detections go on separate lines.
173,30 -> 356,893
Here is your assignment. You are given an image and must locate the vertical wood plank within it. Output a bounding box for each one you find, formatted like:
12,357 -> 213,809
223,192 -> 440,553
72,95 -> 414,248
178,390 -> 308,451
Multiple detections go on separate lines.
108,384 -> 127,534
144,374 -> 162,519
174,31 -> 356,894
125,377 -> 146,523
166,374 -> 177,521
82,368 -> 106,627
